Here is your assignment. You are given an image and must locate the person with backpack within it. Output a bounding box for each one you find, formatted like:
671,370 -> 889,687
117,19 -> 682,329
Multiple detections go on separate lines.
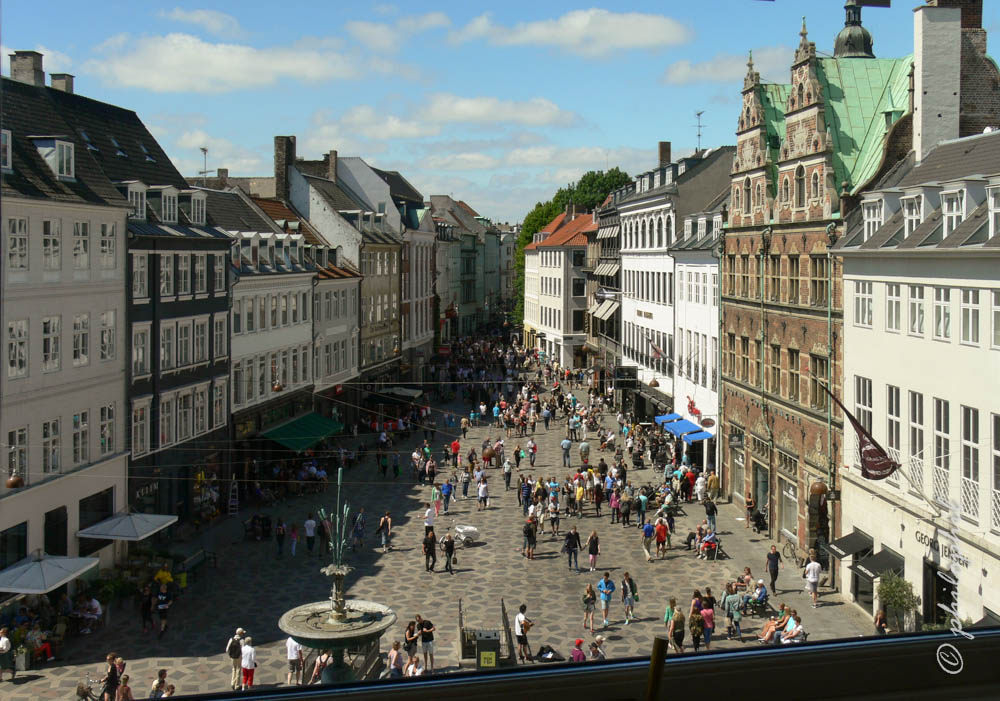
225,628 -> 246,690
376,512 -> 392,553
522,518 -> 537,559
621,572 -> 638,625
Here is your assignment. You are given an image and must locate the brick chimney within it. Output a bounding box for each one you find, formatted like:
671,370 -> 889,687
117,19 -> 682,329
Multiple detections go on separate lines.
50,73 -> 74,93
327,150 -> 338,183
927,0 -> 982,29
565,203 -> 578,219
10,51 -> 44,86
913,5 -> 961,161
658,141 -> 672,168
274,136 -> 296,202
216,168 -> 229,185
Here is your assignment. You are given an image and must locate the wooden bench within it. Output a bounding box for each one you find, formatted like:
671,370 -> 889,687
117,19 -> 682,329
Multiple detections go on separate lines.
180,548 -> 217,583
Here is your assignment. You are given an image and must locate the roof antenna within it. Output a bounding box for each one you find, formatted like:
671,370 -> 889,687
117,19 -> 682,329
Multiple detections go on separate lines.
695,111 -> 705,153
198,147 -> 210,187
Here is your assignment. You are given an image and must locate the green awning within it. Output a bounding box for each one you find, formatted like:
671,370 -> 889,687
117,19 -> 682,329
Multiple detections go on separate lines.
262,413 -> 344,452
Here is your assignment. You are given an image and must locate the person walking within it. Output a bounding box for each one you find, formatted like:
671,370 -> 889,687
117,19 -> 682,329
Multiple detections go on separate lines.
701,602 -> 715,650
654,518 -> 670,558
514,604 -> 533,663
523,518 -> 537,559
704,498 -> 717,533
155,583 -> 172,639
415,615 -> 436,672
586,530 -> 600,571
461,416 -> 470,439
707,470 -> 719,500
441,480 -> 453,514
804,555 -> 822,608
304,513 -> 317,556
289,523 -> 299,556
689,608 -> 704,652
240,637 -> 256,690
561,437 -> 572,467
564,525 -> 582,572
582,583 -> 597,633
351,508 -> 366,552
117,674 -> 135,701
225,628 -> 246,690
139,584 -> 154,633
310,650 -> 333,684
520,477 -> 532,515
766,545 -> 783,593
744,491 -> 756,529
403,621 -> 419,661
667,606 -> 685,654
377,512 -> 393,553
461,468 -> 471,500
621,572 -> 638,625
431,484 -> 442,517
503,458 -> 513,491
274,518 -> 287,559
99,652 -> 119,701
528,438 -> 537,467
285,636 -> 303,686
477,477 -> 490,510
422,530 -> 437,572
597,571 -> 615,628
423,503 -> 435,535
641,522 -> 655,563
443,534 -> 456,575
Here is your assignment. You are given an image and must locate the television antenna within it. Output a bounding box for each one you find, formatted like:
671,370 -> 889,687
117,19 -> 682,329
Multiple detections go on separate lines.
198,147 -> 210,187
695,111 -> 705,153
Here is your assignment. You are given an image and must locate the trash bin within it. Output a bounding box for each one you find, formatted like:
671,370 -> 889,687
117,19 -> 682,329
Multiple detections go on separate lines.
474,629 -> 500,670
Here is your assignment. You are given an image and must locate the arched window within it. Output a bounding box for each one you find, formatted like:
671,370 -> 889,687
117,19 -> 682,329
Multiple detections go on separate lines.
656,218 -> 663,248
743,178 -> 751,213
811,171 -> 820,199
734,186 -> 741,212
782,177 -> 790,202
641,220 -> 647,249
755,183 -> 762,208
795,165 -> 806,208
797,83 -> 804,108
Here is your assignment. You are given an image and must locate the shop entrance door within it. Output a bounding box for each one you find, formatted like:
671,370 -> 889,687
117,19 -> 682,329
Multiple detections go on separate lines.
752,461 -> 769,521
923,559 -> 956,626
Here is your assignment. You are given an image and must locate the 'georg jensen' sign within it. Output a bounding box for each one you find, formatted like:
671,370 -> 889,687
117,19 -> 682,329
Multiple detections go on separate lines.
915,530 -> 970,569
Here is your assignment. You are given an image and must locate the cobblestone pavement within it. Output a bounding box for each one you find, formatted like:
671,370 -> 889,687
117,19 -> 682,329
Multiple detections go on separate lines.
4,387 -> 872,699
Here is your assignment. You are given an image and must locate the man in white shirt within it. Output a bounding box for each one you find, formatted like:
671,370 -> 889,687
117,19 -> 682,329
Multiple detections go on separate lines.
804,556 -> 823,607
285,636 -> 303,685
423,504 -> 435,535
303,514 -> 317,556
477,478 -> 489,511
514,603 -> 533,662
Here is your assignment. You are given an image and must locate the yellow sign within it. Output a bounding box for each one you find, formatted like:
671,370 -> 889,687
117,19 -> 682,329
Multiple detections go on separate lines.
479,651 -> 497,667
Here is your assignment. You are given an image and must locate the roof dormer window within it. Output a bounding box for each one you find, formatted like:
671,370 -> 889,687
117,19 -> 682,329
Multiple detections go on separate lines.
109,136 -> 127,158
942,190 -> 965,236
190,193 -> 206,225
698,219 -> 706,238
988,187 -> 1000,239
139,142 -> 156,163
862,200 -> 883,242
902,195 -> 922,238
39,139 -> 76,179
127,183 -> 147,220
162,192 -> 178,224
0,130 -> 10,170
79,129 -> 98,152
684,219 -> 692,239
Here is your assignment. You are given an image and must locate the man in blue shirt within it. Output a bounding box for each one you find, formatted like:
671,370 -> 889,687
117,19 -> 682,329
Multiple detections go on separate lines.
597,572 -> 616,628
641,522 -> 655,562
561,438 -> 572,467
441,481 -> 454,514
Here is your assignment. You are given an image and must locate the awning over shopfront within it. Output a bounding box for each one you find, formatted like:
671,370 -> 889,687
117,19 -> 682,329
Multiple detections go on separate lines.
655,413 -> 682,426
262,413 -> 344,452
664,419 -> 702,437
850,549 -> 905,579
593,264 -> 608,276
597,225 -> 620,240
824,531 -> 874,559
77,512 -> 178,541
595,301 -> 620,321
381,387 -> 423,399
588,301 -> 601,315
683,431 -> 715,444
0,553 -> 100,594
604,264 -> 620,277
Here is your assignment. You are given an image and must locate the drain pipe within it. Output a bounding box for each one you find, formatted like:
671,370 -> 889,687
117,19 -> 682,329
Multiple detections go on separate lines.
825,221 -> 837,588
759,227 -> 773,536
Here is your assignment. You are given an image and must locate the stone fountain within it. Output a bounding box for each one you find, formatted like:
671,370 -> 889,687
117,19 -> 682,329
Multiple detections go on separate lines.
278,469 -> 397,683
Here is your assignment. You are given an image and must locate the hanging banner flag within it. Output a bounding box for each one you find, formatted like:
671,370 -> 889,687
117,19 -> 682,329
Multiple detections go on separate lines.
821,383 -> 899,480
644,333 -> 665,360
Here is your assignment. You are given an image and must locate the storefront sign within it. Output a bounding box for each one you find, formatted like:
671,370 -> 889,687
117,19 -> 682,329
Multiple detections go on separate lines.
438,346 -> 451,356
916,531 -> 970,569
701,418 -> 715,428
334,384 -> 344,395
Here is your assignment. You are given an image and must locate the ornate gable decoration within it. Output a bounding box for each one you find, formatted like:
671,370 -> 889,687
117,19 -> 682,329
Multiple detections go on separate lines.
793,17 -> 815,66
743,51 -> 760,92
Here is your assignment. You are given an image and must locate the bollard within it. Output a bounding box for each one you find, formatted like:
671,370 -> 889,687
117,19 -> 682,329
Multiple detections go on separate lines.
644,636 -> 668,701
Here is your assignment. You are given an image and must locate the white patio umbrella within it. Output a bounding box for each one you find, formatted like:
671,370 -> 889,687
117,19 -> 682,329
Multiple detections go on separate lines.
76,512 -> 178,541
0,552 -> 99,594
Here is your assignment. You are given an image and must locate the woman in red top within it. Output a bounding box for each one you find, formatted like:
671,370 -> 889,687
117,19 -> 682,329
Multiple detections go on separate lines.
700,603 -> 715,650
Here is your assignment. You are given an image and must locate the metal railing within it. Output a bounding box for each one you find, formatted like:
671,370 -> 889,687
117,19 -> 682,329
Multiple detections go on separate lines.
500,598 -> 516,665
960,477 -> 979,521
991,488 -> 1000,533
932,466 -> 949,506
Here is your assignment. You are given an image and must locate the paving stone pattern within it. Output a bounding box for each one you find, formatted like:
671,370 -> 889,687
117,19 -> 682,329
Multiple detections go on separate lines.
3,389 -> 871,699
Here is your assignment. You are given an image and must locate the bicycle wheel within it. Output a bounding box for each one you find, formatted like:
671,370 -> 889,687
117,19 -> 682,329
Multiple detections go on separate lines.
782,541 -> 797,563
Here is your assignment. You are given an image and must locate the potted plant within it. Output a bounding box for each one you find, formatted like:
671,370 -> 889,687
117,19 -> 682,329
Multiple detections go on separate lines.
877,571 -> 921,633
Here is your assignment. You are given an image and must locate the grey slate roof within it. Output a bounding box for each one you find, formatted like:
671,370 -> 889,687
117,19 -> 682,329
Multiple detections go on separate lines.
373,166 -> 423,203
1,77 -> 126,206
303,173 -> 372,212
198,187 -> 281,234
897,131 -> 1000,187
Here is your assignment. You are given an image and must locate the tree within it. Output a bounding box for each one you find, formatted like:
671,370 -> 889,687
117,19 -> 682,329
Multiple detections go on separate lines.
512,168 -> 631,322
877,570 -> 921,633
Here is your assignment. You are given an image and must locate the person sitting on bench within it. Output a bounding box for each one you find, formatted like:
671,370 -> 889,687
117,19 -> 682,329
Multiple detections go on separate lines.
697,530 -> 719,559
741,580 -> 767,612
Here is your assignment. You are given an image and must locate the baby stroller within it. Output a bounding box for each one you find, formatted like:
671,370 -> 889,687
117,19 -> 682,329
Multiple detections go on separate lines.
440,525 -> 479,549
751,505 -> 768,533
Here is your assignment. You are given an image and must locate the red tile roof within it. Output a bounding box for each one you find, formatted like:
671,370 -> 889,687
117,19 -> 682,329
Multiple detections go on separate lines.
539,213 -> 595,247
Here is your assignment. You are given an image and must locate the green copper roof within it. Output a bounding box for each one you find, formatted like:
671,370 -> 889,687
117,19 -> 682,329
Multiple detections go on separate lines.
815,56 -> 913,195
761,83 -> 791,191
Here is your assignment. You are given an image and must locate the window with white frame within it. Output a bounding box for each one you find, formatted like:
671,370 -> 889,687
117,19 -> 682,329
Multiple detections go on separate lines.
42,316 -> 61,372
73,222 -> 89,269
258,296 -> 266,330
213,315 -> 227,358
99,310 -> 115,361
908,285 -> 924,335
257,356 -> 266,397
191,195 -> 206,225
177,392 -> 192,442
56,140 -> 74,178
934,398 -> 950,504
42,419 -> 60,473
854,281 -> 873,327
934,287 -> 951,340
989,187 -> 1000,239
7,427 -> 27,477
177,320 -> 192,367
886,283 -> 901,332
961,405 -> 979,521
993,290 -> 1000,349
159,396 -> 174,447
903,196 -> 922,238
213,253 -> 225,292
213,379 -> 227,428
960,289 -> 980,345
862,200 -> 883,241
943,191 -> 965,235
43,220 -> 61,270
128,187 -> 146,220
162,192 -> 178,224
132,253 -> 148,298
99,223 -> 116,268
245,296 -> 255,333
131,400 -> 149,456
160,323 -> 175,370
291,294 -> 299,324
245,358 -> 255,403
0,129 -> 10,169
6,217 -> 28,270
993,413 -> 1000,532
72,410 -> 89,465
854,377 -> 873,468
193,318 -> 208,363
887,385 -> 901,485
132,324 -> 150,376
160,253 -> 174,297
232,298 -> 242,334
233,362 -> 244,406
301,292 -> 309,322
99,403 -> 115,456
176,254 -> 190,295
7,319 -> 28,379
194,254 -> 206,293
193,386 -> 208,435
72,314 -> 89,366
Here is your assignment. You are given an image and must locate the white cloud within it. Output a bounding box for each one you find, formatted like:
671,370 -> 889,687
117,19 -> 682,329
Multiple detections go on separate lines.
346,12 -> 450,52
160,8 -> 245,38
174,129 -> 267,174
340,105 -> 440,139
662,46 -> 793,85
82,33 -> 360,93
420,94 -> 576,126
422,152 -> 500,170
450,9 -> 689,57
373,4 -> 398,16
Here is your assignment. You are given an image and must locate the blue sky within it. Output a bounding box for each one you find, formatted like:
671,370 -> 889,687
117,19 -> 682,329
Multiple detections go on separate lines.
4,1 -> 998,222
